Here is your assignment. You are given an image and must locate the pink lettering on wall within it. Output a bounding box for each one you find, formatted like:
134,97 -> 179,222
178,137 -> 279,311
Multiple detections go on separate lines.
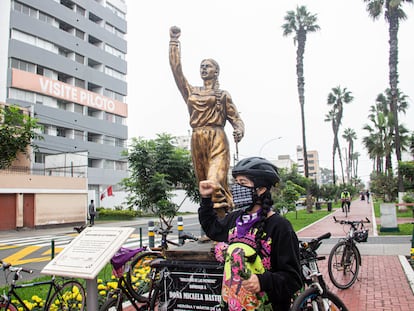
11,69 -> 128,117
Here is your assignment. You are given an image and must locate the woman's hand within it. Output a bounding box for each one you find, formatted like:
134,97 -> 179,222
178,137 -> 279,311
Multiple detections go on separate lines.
242,274 -> 261,293
170,26 -> 181,40
199,180 -> 217,198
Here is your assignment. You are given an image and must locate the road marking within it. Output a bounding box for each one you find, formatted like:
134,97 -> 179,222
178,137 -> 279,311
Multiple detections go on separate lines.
0,244 -> 19,250
2,246 -> 64,265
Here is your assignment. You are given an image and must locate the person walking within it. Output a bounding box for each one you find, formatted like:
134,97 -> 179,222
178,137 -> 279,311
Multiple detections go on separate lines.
198,157 -> 302,311
366,189 -> 371,203
88,200 -> 95,225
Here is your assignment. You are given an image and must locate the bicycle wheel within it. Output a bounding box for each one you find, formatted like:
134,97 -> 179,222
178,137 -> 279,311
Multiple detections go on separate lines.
149,281 -> 169,311
99,297 -> 121,311
328,241 -> 360,289
126,251 -> 164,302
291,287 -> 348,311
47,280 -> 86,311
0,302 -> 18,311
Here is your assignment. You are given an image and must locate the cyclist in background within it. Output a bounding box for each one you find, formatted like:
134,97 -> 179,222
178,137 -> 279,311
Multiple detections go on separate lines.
341,189 -> 351,212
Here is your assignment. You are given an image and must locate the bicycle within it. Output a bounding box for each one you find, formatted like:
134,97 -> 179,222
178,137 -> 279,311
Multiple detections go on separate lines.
327,216 -> 370,289
99,226 -> 198,311
291,232 -> 348,311
0,260 -> 86,310
99,247 -> 164,311
340,198 -> 350,218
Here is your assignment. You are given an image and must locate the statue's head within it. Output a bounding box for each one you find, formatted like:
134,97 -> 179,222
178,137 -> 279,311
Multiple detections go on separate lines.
200,59 -> 220,79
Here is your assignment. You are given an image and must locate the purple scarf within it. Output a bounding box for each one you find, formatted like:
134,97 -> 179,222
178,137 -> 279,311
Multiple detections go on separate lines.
236,209 -> 262,238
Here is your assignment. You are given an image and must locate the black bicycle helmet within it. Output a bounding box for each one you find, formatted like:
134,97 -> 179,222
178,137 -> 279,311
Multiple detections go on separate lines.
232,157 -> 280,189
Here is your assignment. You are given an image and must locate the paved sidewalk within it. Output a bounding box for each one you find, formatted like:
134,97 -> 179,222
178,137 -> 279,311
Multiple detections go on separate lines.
297,199 -> 414,310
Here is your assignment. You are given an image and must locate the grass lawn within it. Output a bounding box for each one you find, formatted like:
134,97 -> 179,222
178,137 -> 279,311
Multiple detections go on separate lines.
373,201 -> 414,235
285,207 -> 336,232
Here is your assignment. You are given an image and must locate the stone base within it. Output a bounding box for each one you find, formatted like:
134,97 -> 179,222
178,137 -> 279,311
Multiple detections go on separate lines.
165,240 -> 217,261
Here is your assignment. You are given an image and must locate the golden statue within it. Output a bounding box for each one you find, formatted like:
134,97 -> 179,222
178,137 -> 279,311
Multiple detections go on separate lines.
169,26 -> 245,215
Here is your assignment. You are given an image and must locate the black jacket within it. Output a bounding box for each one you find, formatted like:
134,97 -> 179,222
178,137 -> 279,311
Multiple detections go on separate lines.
198,198 -> 302,311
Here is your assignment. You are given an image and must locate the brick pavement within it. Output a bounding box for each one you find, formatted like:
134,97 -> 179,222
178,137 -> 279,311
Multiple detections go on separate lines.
297,199 -> 414,310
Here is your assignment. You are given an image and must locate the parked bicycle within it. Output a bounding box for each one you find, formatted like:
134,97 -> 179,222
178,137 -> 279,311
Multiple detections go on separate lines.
150,225 -> 198,254
328,216 -> 370,289
291,232 -> 348,311
99,247 -> 164,311
99,226 -> 198,311
0,260 -> 86,311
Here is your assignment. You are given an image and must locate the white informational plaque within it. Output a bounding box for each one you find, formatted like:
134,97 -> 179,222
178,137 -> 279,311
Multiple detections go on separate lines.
42,226 -> 134,279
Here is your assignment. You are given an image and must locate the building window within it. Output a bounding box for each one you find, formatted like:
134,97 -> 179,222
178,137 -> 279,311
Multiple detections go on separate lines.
75,29 -> 85,40
75,53 -> 84,64
57,127 -> 66,137
35,152 -> 46,164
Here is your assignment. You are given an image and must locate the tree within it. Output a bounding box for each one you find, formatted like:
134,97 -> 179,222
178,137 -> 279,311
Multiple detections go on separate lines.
342,128 -> 357,182
325,86 -> 354,184
121,133 -> 198,229
363,0 -> 413,195
282,5 -> 320,179
0,105 -> 42,169
362,89 -> 409,175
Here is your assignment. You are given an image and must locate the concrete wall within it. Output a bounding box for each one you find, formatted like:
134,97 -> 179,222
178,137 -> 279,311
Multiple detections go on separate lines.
0,173 -> 87,230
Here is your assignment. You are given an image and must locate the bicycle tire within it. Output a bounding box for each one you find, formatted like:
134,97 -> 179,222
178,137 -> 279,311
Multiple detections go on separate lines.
149,279 -> 170,311
328,241 -> 360,289
126,251 -> 164,302
291,287 -> 349,311
46,280 -> 86,311
0,302 -> 18,311
99,296 -> 122,311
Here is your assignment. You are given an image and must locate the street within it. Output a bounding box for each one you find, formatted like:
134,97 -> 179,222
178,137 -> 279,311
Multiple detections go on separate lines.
0,214 -> 202,285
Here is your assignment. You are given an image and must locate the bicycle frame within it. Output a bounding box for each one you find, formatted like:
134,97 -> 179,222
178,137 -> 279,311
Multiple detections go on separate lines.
1,275 -> 61,310
106,276 -> 144,310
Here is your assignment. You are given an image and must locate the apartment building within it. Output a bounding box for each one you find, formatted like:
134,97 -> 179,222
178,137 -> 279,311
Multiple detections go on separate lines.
296,145 -> 321,185
0,0 -> 128,203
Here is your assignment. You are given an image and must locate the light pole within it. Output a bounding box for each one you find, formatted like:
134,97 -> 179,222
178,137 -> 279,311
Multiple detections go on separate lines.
259,137 -> 282,157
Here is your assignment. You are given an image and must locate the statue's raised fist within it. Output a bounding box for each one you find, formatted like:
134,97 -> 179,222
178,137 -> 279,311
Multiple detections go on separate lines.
170,26 -> 181,39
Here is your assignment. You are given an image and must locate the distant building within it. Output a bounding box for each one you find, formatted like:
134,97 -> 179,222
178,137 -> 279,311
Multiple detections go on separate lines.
296,146 -> 321,184
272,154 -> 295,171
0,0 -> 128,204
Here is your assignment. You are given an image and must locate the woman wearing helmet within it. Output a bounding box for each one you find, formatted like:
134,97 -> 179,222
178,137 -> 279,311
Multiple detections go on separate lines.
198,157 -> 302,311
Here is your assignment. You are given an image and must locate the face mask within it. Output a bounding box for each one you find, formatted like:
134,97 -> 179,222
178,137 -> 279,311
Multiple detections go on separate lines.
231,183 -> 255,209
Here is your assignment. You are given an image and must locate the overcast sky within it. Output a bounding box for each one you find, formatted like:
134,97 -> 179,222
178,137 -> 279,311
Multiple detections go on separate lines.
124,0 -> 414,184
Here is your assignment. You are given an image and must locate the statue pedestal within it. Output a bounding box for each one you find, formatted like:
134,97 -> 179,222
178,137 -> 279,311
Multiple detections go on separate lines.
154,241 -> 224,310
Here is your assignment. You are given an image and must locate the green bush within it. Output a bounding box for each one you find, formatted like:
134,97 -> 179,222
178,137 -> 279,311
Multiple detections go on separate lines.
97,208 -> 138,220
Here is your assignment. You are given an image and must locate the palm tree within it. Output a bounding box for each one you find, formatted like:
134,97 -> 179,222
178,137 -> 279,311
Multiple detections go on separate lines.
363,89 -> 410,175
326,86 -> 354,184
342,128 -> 357,182
351,152 -> 360,181
363,0 -> 413,193
282,6 -> 320,179
324,109 -> 338,185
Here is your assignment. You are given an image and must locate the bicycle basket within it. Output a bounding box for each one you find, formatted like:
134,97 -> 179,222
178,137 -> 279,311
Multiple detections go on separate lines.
354,230 -> 368,242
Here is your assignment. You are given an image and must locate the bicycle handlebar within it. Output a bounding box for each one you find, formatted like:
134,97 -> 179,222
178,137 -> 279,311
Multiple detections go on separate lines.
1,260 -> 33,275
300,232 -> 331,252
333,216 -> 370,225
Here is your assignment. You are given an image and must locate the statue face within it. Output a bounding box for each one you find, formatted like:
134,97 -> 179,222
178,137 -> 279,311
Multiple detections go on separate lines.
200,60 -> 218,80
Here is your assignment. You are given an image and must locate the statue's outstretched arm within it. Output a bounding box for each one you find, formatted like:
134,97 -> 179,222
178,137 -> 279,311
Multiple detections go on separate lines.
169,26 -> 190,101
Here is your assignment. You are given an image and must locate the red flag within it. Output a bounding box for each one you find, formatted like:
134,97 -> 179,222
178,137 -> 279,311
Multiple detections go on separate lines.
100,186 -> 114,201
